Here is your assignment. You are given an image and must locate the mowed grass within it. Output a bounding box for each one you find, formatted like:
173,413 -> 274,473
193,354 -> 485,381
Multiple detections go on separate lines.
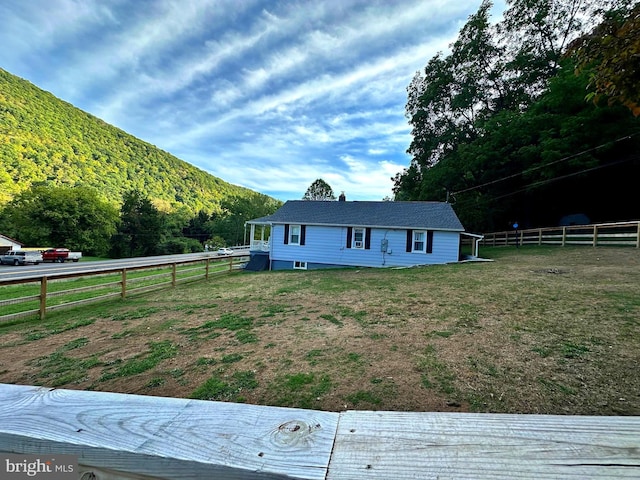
0,246 -> 638,415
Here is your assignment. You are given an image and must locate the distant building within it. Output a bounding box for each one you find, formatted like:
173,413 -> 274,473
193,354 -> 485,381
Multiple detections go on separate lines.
0,234 -> 23,254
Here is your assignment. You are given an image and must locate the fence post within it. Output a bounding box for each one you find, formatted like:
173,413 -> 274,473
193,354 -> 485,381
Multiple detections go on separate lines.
205,258 -> 210,279
482,220 -> 639,249
229,257 -> 233,271
39,277 -> 47,320
121,269 -> 127,299
172,264 -> 177,287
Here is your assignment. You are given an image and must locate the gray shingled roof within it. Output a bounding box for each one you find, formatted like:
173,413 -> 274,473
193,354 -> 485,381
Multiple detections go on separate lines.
248,200 -> 464,231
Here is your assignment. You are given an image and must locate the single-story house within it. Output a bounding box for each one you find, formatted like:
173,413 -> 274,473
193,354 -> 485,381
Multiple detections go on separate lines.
0,234 -> 22,254
246,200 -> 479,271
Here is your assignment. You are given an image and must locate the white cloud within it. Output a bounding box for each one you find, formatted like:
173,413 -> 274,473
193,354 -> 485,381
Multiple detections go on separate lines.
0,0 -> 498,203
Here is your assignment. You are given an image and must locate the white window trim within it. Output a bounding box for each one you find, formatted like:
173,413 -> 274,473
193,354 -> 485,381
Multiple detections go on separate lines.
289,225 -> 301,245
412,230 -> 426,253
352,227 -> 365,249
293,261 -> 307,270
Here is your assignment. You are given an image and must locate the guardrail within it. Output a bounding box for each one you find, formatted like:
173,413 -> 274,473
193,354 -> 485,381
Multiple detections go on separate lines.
0,254 -> 249,322
1,384 -> 638,479
481,220 -> 640,248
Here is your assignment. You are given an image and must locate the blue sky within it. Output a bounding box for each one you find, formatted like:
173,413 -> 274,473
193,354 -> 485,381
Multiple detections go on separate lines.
0,0 -> 506,201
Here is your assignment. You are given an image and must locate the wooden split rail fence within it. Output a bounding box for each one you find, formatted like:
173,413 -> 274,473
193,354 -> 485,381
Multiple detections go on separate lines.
480,220 -> 640,248
0,254 -> 248,323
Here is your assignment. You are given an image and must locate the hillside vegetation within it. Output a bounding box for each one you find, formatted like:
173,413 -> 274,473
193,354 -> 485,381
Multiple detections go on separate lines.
0,68 -> 255,213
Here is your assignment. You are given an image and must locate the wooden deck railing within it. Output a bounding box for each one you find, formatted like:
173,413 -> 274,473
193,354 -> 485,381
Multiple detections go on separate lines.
250,240 -> 270,252
0,255 -> 248,322
480,220 -> 640,248
1,384 -> 639,479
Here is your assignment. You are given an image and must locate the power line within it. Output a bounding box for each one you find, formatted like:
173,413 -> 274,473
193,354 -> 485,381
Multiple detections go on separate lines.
449,154 -> 638,206
491,157 -> 636,201
450,132 -> 640,196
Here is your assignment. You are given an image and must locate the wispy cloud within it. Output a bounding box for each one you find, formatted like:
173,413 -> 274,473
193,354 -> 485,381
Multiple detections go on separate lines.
0,0 -> 503,201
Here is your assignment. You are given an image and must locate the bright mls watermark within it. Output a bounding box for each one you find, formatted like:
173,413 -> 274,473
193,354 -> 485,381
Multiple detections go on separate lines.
1,454 -> 76,479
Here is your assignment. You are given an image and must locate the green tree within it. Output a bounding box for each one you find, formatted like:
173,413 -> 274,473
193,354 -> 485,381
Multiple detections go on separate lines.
303,178 -> 336,200
183,210 -> 212,244
205,235 -> 227,251
110,190 -> 165,258
157,237 -> 203,255
394,0 -> 632,212
567,3 -> 640,115
404,1 -> 507,177
1,185 -> 118,256
212,193 -> 282,246
411,62 -> 640,232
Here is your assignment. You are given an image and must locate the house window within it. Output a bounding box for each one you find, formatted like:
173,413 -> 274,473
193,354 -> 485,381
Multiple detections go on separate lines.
293,261 -> 307,270
410,230 -> 434,253
413,231 -> 425,252
289,225 -> 301,245
284,224 -> 305,245
346,227 -> 371,249
353,228 -> 365,249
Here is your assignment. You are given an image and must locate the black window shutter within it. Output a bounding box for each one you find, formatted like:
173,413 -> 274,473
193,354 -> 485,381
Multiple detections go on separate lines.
346,227 -> 352,248
365,228 -> 371,250
284,224 -> 289,244
427,230 -> 433,253
406,230 -> 413,252
300,225 -> 306,246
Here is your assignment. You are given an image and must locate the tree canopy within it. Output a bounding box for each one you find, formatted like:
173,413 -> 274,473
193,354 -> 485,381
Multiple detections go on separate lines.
567,3 -> 640,115
109,190 -> 166,258
0,183 -> 281,258
0,185 -> 118,256
303,179 -> 336,201
394,0 -> 640,231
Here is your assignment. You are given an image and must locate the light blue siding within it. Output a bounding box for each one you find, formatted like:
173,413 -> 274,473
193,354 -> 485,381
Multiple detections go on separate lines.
271,224 -> 460,269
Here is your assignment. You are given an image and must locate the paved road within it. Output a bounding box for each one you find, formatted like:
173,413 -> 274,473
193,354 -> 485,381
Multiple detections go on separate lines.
0,251 -> 248,283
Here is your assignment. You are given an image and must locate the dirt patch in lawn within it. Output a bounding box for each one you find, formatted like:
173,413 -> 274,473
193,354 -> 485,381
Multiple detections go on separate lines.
1,246 -> 639,414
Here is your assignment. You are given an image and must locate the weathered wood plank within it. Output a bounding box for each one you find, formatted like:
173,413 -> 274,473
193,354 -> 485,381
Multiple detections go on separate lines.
3,384 -> 640,479
0,384 -> 338,480
327,411 -> 640,479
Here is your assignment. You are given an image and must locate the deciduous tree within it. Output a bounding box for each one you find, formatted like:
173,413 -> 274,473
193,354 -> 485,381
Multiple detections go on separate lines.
110,190 -> 165,258
0,185 -> 118,256
567,3 -> 640,115
395,0 -> 630,206
303,179 -> 336,201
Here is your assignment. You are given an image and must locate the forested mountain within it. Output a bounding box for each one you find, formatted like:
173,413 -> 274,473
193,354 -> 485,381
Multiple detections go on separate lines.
0,68 -> 258,213
394,0 -> 640,232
